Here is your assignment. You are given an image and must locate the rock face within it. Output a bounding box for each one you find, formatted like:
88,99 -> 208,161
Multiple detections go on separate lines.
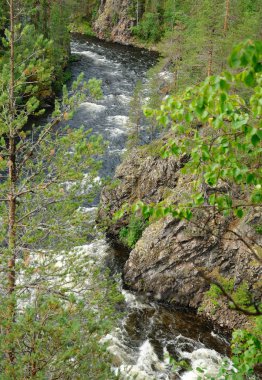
124,213 -> 261,329
124,216 -> 219,308
99,144 -> 262,330
99,144 -> 185,235
94,0 -> 135,44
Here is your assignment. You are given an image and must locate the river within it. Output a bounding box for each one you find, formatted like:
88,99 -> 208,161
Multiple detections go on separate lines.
69,34 -> 230,380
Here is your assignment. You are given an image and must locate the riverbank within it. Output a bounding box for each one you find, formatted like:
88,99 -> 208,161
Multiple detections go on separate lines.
69,28 -> 159,52
69,14 -> 159,52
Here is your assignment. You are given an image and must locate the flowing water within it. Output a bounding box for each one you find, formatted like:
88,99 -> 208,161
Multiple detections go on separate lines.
69,34 -> 230,379
70,34 -> 156,178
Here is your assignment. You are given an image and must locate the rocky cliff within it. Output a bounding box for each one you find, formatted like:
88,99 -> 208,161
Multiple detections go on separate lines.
99,140 -> 262,330
94,0 -> 134,44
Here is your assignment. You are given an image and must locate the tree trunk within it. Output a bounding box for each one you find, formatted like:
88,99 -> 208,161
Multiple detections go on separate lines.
207,29 -> 214,76
7,0 -> 17,365
221,0 -> 230,71
223,0 -> 230,34
207,46 -> 213,76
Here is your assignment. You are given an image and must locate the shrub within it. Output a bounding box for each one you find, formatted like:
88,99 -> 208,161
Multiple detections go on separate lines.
119,215 -> 148,248
69,18 -> 95,36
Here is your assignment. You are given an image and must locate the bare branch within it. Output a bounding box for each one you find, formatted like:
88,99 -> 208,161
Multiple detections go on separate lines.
16,199 -> 65,224
199,270 -> 262,316
227,229 -> 262,264
17,117 -> 61,171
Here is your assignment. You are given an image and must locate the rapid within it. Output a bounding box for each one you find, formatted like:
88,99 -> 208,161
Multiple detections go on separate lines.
69,34 -> 230,380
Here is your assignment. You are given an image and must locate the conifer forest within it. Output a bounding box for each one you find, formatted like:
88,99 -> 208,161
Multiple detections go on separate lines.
0,1 -> 261,379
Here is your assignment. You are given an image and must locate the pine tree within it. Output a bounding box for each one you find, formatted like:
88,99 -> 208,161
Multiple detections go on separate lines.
0,2 -> 120,378
14,0 -> 73,84
144,0 -> 261,104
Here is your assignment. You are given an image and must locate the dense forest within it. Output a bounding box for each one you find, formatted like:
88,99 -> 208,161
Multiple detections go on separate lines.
0,0 -> 261,379
79,0 -> 261,86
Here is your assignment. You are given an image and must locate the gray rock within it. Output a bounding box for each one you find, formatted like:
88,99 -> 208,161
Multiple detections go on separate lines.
99,143 -> 262,330
94,0 -> 134,45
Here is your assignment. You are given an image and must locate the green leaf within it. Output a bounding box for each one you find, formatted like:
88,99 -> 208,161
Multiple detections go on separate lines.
251,191 -> 262,203
219,79 -> 230,91
251,133 -> 260,146
157,114 -> 169,126
113,209 -> 125,221
184,209 -> 192,220
196,367 -> 204,373
240,53 -> 249,67
132,201 -> 144,213
244,71 -> 255,87
161,148 -> 170,159
220,92 -> 227,103
235,208 -> 244,218
246,173 -> 255,184
171,143 -> 180,155
142,204 -> 153,218
229,49 -> 240,68
185,112 -> 194,122
209,194 -> 216,206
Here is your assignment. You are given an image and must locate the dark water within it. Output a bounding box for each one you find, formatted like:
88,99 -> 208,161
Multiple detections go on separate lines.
69,34 -> 230,379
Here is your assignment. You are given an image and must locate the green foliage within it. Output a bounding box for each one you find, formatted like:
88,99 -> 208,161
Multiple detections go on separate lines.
141,0 -> 261,114
87,77 -> 103,99
0,0 -> 8,32
140,139 -> 164,157
0,0 -> 73,92
168,356 -> 192,372
62,68 -> 72,83
201,276 -> 234,312
0,6 -> 120,377
132,12 -> 163,42
69,18 -> 95,36
207,278 -> 235,298
119,214 -> 148,248
0,71 -> 120,377
1,23 -> 53,101
206,284 -> 228,309
143,40 -> 262,221
232,282 -> 252,308
112,12 -> 120,26
69,0 -> 100,23
255,224 -> 262,234
138,40 -> 261,378
0,272 -> 122,379
210,318 -> 262,379
106,178 -> 121,191
202,277 -> 259,316
230,319 -> 262,379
